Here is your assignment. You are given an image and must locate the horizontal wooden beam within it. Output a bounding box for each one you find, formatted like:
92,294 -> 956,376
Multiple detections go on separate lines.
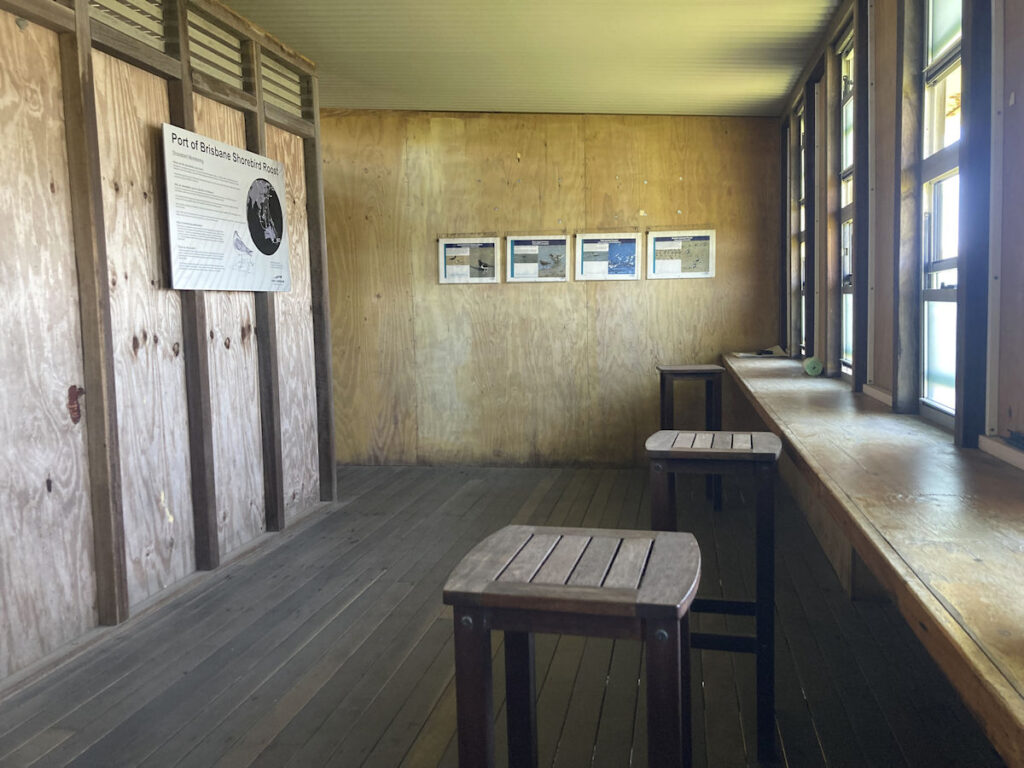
191,67 -> 259,113
265,102 -> 315,139
89,20 -> 182,79
0,0 -> 74,32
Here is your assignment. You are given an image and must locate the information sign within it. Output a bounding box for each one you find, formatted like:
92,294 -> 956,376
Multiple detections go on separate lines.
163,124 -> 291,291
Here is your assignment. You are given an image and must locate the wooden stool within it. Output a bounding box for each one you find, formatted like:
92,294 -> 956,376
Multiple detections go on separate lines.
657,364 -> 724,509
443,524 -> 702,768
646,430 -> 782,763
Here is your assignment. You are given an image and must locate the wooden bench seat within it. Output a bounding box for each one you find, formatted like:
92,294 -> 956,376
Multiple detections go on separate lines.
723,353 -> 1024,768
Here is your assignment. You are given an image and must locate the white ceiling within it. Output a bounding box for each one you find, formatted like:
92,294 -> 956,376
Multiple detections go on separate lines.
223,0 -> 841,116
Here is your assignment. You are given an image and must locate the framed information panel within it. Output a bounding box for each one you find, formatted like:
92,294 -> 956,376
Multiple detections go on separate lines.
646,230 -> 716,279
575,233 -> 641,281
438,237 -> 500,284
162,124 -> 291,291
506,235 -> 569,282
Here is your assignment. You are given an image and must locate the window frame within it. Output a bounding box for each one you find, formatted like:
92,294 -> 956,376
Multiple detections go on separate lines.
919,1 -> 962,419
797,104 -> 809,356
836,28 -> 856,376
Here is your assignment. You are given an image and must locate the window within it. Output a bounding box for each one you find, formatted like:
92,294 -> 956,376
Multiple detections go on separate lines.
921,0 -> 962,414
838,33 -> 855,372
797,105 -> 808,355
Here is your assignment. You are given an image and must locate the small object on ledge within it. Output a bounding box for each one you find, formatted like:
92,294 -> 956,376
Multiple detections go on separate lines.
803,356 -> 823,376
734,345 -> 787,358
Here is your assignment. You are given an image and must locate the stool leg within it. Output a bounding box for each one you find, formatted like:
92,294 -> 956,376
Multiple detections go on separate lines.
660,373 -> 674,430
755,464 -> 776,762
504,631 -> 538,768
705,378 -> 723,511
645,617 -> 690,767
453,607 -> 494,768
680,614 -> 692,766
650,462 -> 677,532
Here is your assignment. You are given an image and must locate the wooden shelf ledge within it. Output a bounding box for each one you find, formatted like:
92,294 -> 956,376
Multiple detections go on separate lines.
722,353 -> 1024,768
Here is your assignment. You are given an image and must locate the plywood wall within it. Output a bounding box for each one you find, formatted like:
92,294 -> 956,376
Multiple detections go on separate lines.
0,0 -> 329,686
0,12 -> 98,678
322,112 -> 419,464
266,126 -> 320,518
192,95 -> 267,557
324,110 -> 780,466
93,51 -> 196,608
998,2 -> 1024,439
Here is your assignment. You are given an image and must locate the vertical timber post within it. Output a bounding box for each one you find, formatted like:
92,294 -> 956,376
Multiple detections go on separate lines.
243,40 -> 286,532
60,0 -> 130,623
163,0 -> 220,569
302,73 -> 337,502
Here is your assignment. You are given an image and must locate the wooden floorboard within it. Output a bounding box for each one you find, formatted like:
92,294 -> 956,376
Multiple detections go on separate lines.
1,466 -> 438,764
152,470 -> 483,767
0,466 -> 1005,767
39,468 -> 459,767
247,472 -> 520,767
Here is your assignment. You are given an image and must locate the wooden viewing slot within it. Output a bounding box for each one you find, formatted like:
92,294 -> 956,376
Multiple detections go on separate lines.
262,79 -> 303,111
189,46 -> 242,85
90,0 -> 163,39
187,8 -> 241,55
188,0 -> 314,75
90,16 -> 181,77
188,27 -> 242,68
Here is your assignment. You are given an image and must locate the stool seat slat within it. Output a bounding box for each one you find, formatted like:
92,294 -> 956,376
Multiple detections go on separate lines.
603,538 -> 653,590
532,535 -> 590,585
444,526 -> 533,601
567,536 -> 619,587
752,431 -> 782,454
637,535 -> 704,619
499,533 -> 560,583
711,432 -> 734,450
673,431 -> 697,448
693,432 -> 714,449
